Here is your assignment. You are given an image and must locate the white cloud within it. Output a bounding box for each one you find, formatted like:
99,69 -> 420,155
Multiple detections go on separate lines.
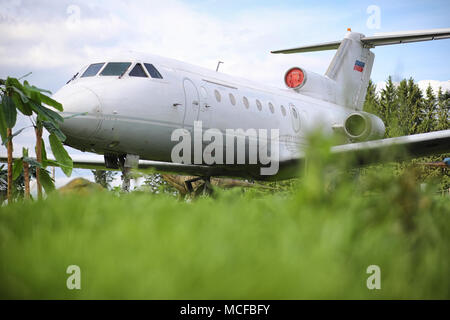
0,0 -> 345,170
0,0 -> 346,86
416,80 -> 450,94
376,80 -> 450,94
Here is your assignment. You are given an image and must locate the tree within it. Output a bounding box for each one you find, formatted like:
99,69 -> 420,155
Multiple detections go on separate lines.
363,78 -> 449,192
0,156 -> 37,203
406,78 -> 424,135
395,78 -> 423,135
91,170 -> 117,189
363,80 -> 380,116
144,173 -> 178,195
436,87 -> 450,131
419,84 -> 437,133
0,76 -> 73,202
379,76 -> 398,137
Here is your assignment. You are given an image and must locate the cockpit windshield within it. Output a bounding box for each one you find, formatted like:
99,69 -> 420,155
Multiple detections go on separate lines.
100,62 -> 132,76
81,63 -> 105,77
144,63 -> 163,79
129,63 -> 148,77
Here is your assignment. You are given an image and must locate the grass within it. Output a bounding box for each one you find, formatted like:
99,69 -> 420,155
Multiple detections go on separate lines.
0,142 -> 449,299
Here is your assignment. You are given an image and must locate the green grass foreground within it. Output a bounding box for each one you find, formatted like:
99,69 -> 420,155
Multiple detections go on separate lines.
0,159 -> 449,299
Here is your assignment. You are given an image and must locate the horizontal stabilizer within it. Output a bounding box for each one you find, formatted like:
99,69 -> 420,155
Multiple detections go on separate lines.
271,28 -> 450,54
270,40 -> 341,54
363,28 -> 450,47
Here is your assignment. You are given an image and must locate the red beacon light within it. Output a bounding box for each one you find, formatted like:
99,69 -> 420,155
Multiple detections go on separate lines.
284,67 -> 306,89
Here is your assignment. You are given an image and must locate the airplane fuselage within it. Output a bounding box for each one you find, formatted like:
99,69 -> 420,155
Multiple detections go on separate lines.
54,53 -> 356,178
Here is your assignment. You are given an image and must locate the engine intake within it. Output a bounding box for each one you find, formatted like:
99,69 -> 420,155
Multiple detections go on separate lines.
344,112 -> 385,141
285,67 -> 306,89
284,66 -> 337,102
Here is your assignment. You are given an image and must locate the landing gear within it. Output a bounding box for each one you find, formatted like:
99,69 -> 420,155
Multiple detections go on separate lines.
104,153 -> 121,169
104,153 -> 138,192
184,176 -> 213,197
121,166 -> 131,192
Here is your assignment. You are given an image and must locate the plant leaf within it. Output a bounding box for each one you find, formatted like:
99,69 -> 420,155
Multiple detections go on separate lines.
38,169 -> 55,193
6,77 -> 24,91
2,95 -> 17,128
43,159 -> 61,167
11,86 -> 29,104
23,157 -> 42,168
42,120 -> 66,142
41,138 -> 48,168
18,72 -> 32,80
23,81 -> 52,95
40,94 -> 63,111
0,103 -> 7,143
29,100 -> 64,124
49,133 -> 73,177
11,91 -> 32,116
12,158 -> 23,181
1,126 -> 29,146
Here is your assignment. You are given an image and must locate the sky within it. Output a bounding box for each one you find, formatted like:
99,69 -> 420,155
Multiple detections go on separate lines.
0,0 -> 449,189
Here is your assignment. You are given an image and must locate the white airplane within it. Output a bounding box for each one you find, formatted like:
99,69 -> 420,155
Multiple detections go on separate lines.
9,28 -> 450,189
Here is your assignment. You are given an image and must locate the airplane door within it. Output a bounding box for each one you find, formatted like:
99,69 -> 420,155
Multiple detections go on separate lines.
182,78 -> 200,130
197,84 -> 212,129
289,103 -> 301,133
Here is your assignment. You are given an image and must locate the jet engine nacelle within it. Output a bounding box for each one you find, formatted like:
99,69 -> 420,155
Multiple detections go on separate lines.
284,67 -> 337,102
343,112 -> 385,142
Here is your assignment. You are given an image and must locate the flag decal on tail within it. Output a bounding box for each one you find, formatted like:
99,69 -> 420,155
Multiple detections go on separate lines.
353,60 -> 365,72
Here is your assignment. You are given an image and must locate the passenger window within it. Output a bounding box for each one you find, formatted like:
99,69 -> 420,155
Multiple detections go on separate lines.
100,62 -> 132,76
215,89 -> 221,102
243,97 -> 249,109
81,63 -> 104,77
229,93 -> 236,106
280,105 -> 286,116
290,104 -> 301,132
144,63 -> 163,79
268,102 -> 275,114
256,99 -> 262,111
129,63 -> 148,77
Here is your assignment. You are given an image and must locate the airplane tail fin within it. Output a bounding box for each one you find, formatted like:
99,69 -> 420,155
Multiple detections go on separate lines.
271,28 -> 450,111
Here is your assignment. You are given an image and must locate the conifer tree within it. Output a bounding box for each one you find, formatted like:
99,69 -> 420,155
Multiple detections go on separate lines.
396,78 -> 423,135
379,76 -> 398,137
363,80 -> 380,116
419,84 -> 437,133
436,87 -> 449,131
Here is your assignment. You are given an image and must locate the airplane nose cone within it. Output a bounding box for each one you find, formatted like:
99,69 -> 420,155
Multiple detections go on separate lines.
53,85 -> 102,139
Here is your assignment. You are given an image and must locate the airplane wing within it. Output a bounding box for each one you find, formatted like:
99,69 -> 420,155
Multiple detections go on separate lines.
1,130 -> 449,180
271,28 -> 450,54
0,154 -> 237,178
330,129 -> 450,166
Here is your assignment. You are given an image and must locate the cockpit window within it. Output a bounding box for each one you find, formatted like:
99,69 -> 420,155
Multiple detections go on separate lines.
81,63 -> 104,77
129,63 -> 148,78
144,63 -> 163,79
100,62 -> 132,76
